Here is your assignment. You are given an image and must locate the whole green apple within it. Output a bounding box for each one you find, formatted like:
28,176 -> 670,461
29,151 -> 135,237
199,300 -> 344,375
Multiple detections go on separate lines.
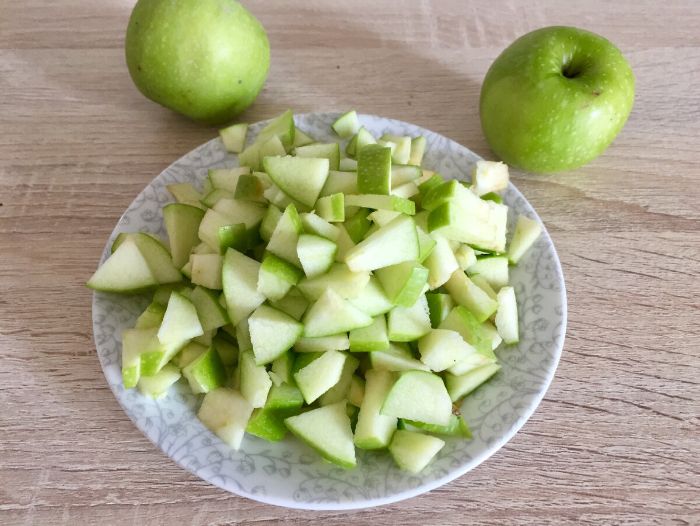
479,26 -> 634,172
125,0 -> 270,125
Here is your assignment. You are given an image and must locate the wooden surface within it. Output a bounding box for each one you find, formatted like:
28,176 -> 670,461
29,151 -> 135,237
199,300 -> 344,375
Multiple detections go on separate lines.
1,1 -> 698,524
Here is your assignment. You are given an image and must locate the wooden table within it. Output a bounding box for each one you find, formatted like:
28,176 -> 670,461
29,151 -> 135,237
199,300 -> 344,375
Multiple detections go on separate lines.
2,1 -> 698,524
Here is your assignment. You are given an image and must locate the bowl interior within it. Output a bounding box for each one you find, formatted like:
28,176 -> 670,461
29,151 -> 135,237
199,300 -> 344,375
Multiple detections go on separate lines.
92,112 -> 566,510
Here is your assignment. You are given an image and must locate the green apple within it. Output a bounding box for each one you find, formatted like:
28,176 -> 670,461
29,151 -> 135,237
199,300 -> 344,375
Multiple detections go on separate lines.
198,388 -> 254,450
125,0 -> 269,124
354,369 -> 397,449
480,26 -> 635,172
388,430 -> 444,474
182,345 -> 227,394
381,370 -> 453,426
370,342 -> 429,373
284,401 -> 357,469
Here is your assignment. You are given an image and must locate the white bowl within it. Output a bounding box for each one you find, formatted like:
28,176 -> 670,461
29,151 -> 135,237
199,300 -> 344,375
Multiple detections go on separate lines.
92,112 -> 567,510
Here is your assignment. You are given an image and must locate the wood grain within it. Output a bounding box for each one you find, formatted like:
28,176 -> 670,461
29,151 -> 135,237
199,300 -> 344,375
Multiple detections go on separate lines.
1,1 -> 698,524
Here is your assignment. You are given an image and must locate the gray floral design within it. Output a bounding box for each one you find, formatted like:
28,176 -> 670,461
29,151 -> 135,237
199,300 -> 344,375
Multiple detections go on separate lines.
92,112 -> 566,510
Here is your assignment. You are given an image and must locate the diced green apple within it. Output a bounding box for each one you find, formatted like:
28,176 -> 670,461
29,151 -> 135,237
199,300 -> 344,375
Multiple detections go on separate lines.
357,144 -> 392,195
213,335 -> 238,367
424,236 -> 459,289
294,350 -> 348,404
126,326 -> 184,379
467,256 -> 509,290
267,382 -> 305,410
375,261 -> 429,307
332,110 -> 360,138
269,288 -> 309,320
260,205 -> 282,242
263,156 -> 329,208
345,215 -> 419,272
245,408 -> 290,442
418,328 -> 478,372
392,181 -> 419,199
387,294 -> 431,341
191,253 -> 223,290
300,212 -> 340,241
208,166 -> 251,192
428,185 -> 508,253
445,363 -> 501,402
190,286 -> 229,331
267,203 -> 303,267
508,215 -> 542,264
234,173 -> 267,203
370,342 -> 429,372
352,126 -> 374,149
391,164 -> 422,187
171,341 -> 207,369
381,370 -> 452,426
284,401 -> 356,469
198,388 -> 254,450
425,292 -> 454,328
444,270 -> 498,322
270,351 -> 295,384
294,333 -> 350,353
389,430 -> 444,473
296,234 -> 337,278
248,305 -> 303,365
222,249 -> 266,325
495,286 -> 519,344
219,122 -> 248,153
137,363 -> 181,399
345,194 -> 415,215
89,234 -> 181,292
294,142 -> 340,171
182,345 -> 226,394
315,193 -> 345,223
257,252 -> 304,301
239,350 -> 273,408
293,127 -> 315,147
167,183 -> 203,206
354,369 -> 397,449
163,203 -> 205,268
347,277 -> 394,317
454,244 -> 477,270
135,301 -> 166,329
297,263 -> 369,300
319,353 -> 360,405
256,109 -> 295,151
218,223 -> 258,254
349,315 -> 390,352
400,414 -> 472,439
471,274 -> 498,300
348,375 -> 365,407
408,136 -> 426,166
338,158 -> 358,171
213,198 -> 266,229
380,134 -> 411,164
201,188 -> 234,208
320,170 -> 358,197
303,288 -> 373,337
157,291 -> 204,346
471,160 -> 509,196
439,306 -> 496,360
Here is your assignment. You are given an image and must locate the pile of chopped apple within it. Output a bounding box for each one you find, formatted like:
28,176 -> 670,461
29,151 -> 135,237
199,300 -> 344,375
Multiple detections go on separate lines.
88,110 -> 542,473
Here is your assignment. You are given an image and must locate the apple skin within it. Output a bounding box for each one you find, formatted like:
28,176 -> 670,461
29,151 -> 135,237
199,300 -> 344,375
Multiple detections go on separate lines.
479,26 -> 635,173
125,0 -> 269,125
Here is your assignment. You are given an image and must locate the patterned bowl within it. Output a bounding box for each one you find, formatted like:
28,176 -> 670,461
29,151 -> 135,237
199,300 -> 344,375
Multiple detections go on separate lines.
92,112 -> 566,510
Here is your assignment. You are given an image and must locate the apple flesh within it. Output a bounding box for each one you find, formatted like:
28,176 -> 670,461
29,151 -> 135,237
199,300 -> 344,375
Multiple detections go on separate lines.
480,26 -> 635,172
